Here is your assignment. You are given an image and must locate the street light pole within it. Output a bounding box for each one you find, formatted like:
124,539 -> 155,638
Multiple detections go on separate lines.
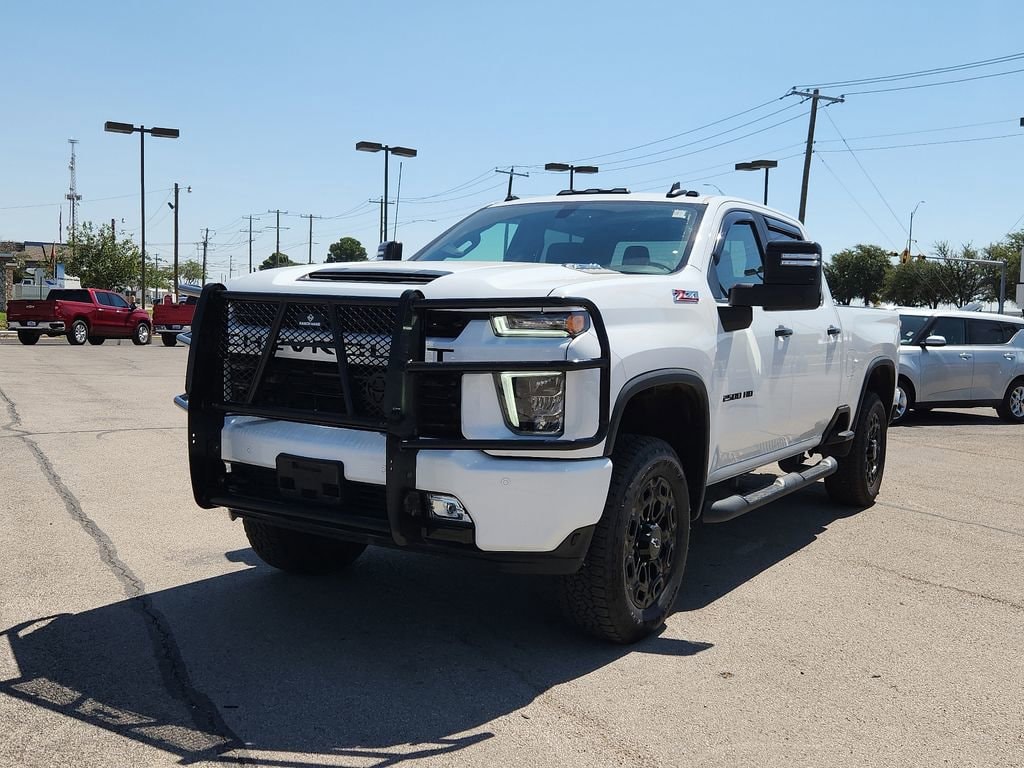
104,121 -> 179,309
544,163 -> 598,192
735,160 -> 778,205
356,141 -> 418,243
908,200 -> 925,257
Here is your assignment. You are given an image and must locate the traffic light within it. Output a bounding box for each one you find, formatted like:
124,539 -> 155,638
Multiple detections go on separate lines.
900,249 -> 910,265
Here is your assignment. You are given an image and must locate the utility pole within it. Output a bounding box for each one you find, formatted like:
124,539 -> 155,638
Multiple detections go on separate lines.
172,183 -> 180,298
267,209 -> 289,261
66,139 -> 82,260
369,198 -> 394,243
242,215 -> 262,273
496,166 -> 529,201
786,88 -> 844,223
201,228 -> 209,285
299,214 -> 322,263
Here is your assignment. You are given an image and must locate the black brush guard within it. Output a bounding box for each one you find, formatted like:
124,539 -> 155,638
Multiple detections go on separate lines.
185,283 -> 611,552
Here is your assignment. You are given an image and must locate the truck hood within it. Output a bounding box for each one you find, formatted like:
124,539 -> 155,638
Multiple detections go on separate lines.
224,260 -> 626,299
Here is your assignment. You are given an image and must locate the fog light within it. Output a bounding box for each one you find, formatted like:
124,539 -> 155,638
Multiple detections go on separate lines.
427,493 -> 472,524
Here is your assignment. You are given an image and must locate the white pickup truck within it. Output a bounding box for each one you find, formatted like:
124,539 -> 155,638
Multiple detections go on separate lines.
179,190 -> 898,642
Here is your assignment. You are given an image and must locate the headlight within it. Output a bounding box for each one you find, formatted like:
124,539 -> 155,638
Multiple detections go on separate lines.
496,372 -> 565,434
491,311 -> 590,338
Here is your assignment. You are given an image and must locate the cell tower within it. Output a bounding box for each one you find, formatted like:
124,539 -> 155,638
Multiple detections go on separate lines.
66,138 -> 82,254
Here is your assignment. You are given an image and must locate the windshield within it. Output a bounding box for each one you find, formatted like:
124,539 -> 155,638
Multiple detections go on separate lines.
411,201 -> 705,273
898,314 -> 929,344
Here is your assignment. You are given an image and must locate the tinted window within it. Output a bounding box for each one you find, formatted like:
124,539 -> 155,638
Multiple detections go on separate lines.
413,202 -> 704,274
712,221 -> 763,297
968,319 -> 1009,345
765,217 -> 802,241
898,314 -> 929,344
106,293 -> 130,308
47,289 -> 91,303
1002,323 -> 1024,343
95,292 -> 112,306
931,316 -> 966,345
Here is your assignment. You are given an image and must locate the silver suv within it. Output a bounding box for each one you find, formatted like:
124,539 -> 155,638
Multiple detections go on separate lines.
894,308 -> 1024,423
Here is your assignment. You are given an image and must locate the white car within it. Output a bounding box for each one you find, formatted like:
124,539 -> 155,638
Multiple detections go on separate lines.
894,308 -> 1024,423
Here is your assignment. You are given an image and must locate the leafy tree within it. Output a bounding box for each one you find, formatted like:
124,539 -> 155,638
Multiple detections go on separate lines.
146,258 -> 173,292
326,237 -> 368,263
882,260 -> 950,308
259,252 -> 299,271
179,259 -> 204,284
933,241 -> 992,307
63,221 -> 141,290
824,244 -> 892,305
982,230 -> 1023,305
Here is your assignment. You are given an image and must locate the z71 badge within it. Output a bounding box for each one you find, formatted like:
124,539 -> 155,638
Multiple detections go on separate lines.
672,289 -> 699,304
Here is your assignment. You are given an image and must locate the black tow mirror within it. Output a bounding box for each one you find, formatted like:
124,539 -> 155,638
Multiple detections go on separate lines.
729,240 -> 822,311
376,241 -> 403,261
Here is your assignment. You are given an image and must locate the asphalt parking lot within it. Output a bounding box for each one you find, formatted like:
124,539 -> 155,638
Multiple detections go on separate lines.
0,342 -> 1021,767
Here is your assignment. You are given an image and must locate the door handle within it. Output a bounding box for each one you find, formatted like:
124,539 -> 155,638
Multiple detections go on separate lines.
775,326 -> 794,338
826,325 -> 841,336
959,352 -> 972,359
1004,353 -> 1015,361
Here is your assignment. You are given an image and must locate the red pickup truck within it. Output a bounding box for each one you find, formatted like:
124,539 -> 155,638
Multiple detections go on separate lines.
7,288 -> 152,346
152,294 -> 197,346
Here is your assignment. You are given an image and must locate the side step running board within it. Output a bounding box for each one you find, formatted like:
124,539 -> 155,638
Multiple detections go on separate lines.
703,456 -> 838,524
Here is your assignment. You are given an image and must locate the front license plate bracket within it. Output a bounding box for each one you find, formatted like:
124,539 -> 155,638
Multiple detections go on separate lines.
275,454 -> 343,504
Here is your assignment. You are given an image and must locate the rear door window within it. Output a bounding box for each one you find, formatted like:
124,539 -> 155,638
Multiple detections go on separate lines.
931,316 -> 966,345
968,319 -> 1009,345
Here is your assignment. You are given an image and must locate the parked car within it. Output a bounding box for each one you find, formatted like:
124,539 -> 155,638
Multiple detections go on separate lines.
6,288 -> 152,346
152,294 -> 197,346
894,308 -> 1024,423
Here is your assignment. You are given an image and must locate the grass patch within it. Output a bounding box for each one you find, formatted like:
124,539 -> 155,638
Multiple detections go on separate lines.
0,311 -> 6,329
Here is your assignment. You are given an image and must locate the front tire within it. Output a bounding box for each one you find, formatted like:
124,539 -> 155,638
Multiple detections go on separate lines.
996,377 -> 1024,423
161,333 -> 177,347
17,331 -> 40,345
67,319 -> 88,345
242,518 -> 366,574
892,377 -> 914,424
559,435 -> 691,643
825,392 -> 887,507
132,323 -> 151,345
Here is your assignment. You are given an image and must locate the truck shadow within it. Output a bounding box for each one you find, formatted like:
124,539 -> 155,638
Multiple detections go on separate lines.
895,409 -> 1003,427
679,482 -> 860,612
1,483 -> 851,765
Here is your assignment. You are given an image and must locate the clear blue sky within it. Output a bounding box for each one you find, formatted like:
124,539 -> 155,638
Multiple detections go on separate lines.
4,0 -> 1024,280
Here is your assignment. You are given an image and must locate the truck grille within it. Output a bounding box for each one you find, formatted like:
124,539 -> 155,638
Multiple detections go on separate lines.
218,297 -> 461,435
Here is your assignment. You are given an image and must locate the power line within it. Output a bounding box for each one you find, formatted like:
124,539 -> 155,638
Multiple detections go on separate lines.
594,101 -> 802,170
403,169 -> 496,201
568,96 -> 788,163
796,51 -> 1024,89
816,132 -> 1024,153
843,66 -> 1024,96
821,109 -> 906,235
594,110 -> 810,173
400,181 -> 506,205
813,117 -> 1017,144
816,153 -> 898,249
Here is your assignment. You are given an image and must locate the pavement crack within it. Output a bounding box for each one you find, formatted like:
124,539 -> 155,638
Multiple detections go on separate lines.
20,433 -> 243,756
0,384 -> 26,433
857,560 -> 1024,612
